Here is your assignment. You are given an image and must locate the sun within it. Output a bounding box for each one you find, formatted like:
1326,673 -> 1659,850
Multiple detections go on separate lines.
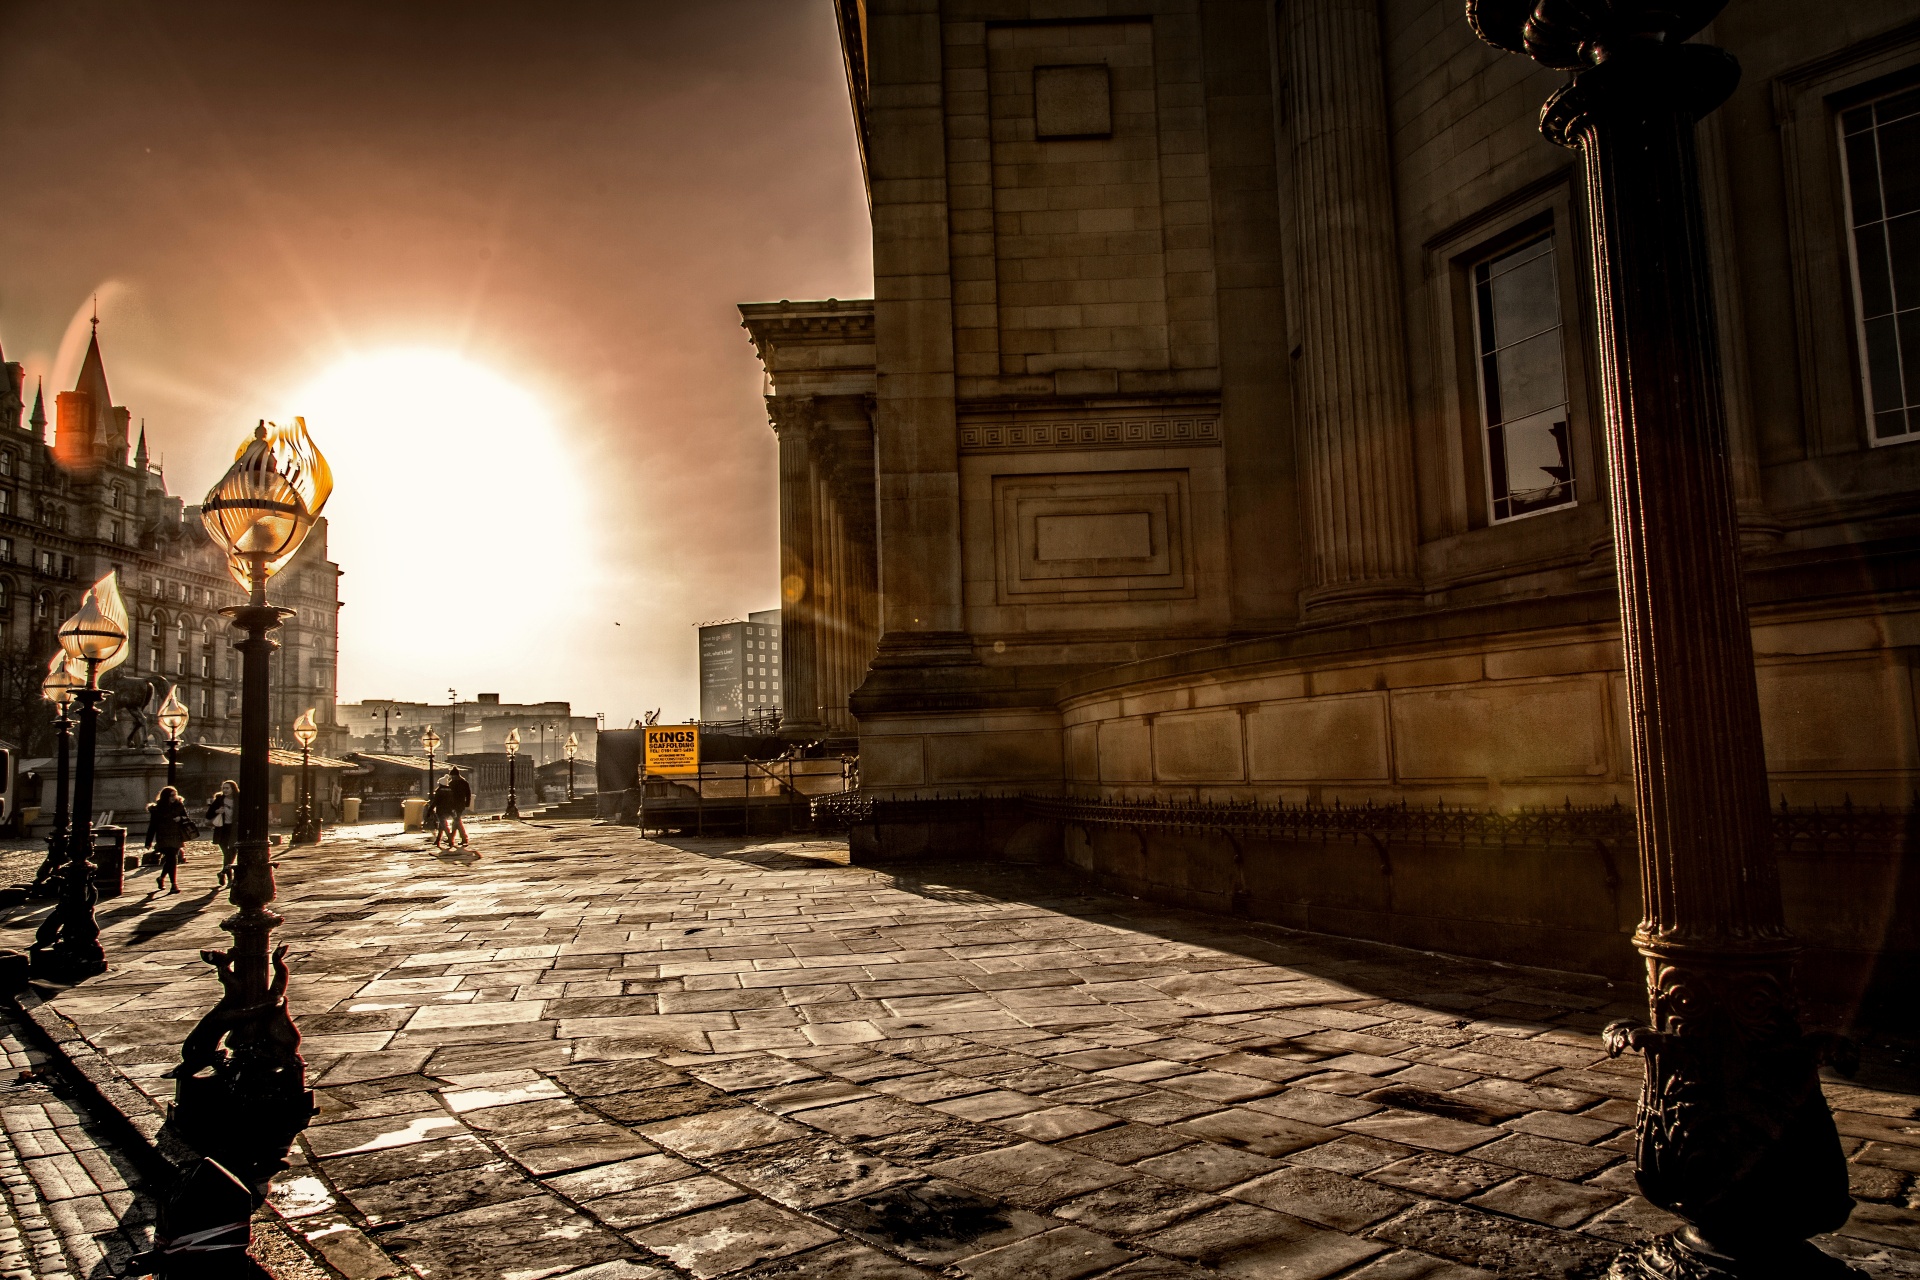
284,349 -> 598,701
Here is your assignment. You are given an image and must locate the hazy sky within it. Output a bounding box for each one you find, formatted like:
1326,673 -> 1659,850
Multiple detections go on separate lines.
0,1 -> 871,724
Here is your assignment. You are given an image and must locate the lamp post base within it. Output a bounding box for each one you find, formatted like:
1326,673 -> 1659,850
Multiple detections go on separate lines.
1610,1232 -> 1863,1280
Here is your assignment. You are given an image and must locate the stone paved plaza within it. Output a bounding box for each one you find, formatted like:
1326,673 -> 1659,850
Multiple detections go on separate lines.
3,822 -> 1917,1280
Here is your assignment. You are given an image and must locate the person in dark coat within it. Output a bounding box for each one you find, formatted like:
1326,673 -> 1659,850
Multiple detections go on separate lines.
146,786 -> 191,894
446,767 -> 472,847
427,784 -> 453,849
207,780 -> 238,887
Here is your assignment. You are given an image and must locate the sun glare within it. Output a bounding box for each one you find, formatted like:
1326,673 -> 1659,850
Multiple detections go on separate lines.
285,349 -> 598,702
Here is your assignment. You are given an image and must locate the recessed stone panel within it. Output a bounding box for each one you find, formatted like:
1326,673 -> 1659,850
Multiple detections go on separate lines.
1153,711 -> 1244,782
1246,695 -> 1391,782
1034,64 -> 1111,139
1392,679 -> 1608,781
994,470 -> 1191,602
1757,657 -> 1918,773
926,730 -> 1063,783
1100,720 -> 1153,783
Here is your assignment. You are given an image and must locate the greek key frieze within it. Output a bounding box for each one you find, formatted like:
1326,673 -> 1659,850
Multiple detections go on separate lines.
958,417 -> 1221,453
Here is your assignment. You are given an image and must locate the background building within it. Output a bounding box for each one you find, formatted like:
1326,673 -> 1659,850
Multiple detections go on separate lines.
697,610 -> 782,724
338,694 -> 594,765
744,1 -> 1920,995
0,322 -> 343,760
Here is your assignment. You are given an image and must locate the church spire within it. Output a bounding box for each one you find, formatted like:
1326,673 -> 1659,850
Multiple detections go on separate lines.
28,377 -> 45,436
134,419 -> 148,468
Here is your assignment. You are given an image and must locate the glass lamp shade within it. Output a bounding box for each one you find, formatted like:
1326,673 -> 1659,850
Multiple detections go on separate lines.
201,417 -> 334,590
293,708 -> 318,748
156,685 -> 190,738
41,652 -> 79,707
420,728 -> 441,755
505,728 -> 521,757
565,732 -> 579,760
58,572 -> 131,672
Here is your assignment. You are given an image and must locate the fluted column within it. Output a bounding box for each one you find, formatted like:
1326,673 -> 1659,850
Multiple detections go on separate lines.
1289,0 -> 1421,616
772,396 -> 823,737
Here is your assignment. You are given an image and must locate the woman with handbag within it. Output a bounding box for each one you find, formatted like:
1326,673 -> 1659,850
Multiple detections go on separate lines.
145,786 -> 191,894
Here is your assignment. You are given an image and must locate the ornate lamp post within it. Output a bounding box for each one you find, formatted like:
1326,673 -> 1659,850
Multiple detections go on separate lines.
31,573 -> 131,980
421,726 -> 440,797
503,727 -> 521,819
1466,6 -> 1857,1277
30,654 -> 81,895
565,732 -> 578,801
167,417 -> 331,1198
156,685 -> 188,788
291,709 -> 319,845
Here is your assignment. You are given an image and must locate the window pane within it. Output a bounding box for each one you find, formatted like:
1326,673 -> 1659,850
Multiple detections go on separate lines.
1877,87 -> 1920,128
1901,310 -> 1920,411
1846,131 -> 1882,225
1496,330 -> 1566,423
1489,247 -> 1560,346
1892,214 -> 1920,314
1865,314 -> 1905,412
1881,116 -> 1920,219
1501,408 -> 1575,515
1842,104 -> 1875,136
1855,223 -> 1895,317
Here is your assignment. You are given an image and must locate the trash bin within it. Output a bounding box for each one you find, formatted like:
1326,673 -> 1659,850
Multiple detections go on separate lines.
92,826 -> 127,900
343,796 -> 361,824
401,797 -> 427,831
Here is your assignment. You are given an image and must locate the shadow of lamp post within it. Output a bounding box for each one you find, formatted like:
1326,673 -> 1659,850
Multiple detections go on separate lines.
164,417 -> 332,1212
291,709 -> 319,845
157,685 -> 188,789
503,726 -> 522,819
1464,4 -> 1860,1277
31,573 -> 131,981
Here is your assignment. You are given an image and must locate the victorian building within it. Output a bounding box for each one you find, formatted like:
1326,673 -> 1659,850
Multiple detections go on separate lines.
0,322 -> 343,756
745,2 -> 1920,994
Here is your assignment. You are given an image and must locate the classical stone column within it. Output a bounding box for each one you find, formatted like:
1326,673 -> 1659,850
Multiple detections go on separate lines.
1468,6 -> 1857,1277
772,396 -> 823,738
1288,0 -> 1421,616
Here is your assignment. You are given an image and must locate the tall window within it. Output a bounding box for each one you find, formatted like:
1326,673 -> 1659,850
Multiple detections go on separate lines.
0,452 -> 11,477
1841,87 -> 1920,446
1473,235 -> 1575,523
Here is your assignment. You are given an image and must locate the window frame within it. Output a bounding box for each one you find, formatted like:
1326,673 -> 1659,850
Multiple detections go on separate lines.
1836,83 -> 1920,448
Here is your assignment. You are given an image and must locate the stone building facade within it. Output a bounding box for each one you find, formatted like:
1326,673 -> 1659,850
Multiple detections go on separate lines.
0,324 -> 343,756
746,3 -> 1920,986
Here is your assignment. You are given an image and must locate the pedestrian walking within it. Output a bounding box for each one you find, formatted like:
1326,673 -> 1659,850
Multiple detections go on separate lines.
145,786 -> 193,894
208,780 -> 238,887
446,766 -> 472,847
427,783 -> 453,849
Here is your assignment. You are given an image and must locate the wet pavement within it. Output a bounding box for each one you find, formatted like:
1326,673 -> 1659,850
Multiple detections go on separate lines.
1,820 -> 1915,1280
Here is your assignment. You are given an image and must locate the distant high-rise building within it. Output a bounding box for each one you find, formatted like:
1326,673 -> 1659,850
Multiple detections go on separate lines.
698,609 -> 781,722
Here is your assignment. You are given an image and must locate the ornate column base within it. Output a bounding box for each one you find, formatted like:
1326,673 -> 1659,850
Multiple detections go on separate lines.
166,942 -> 315,1192
1611,1229 -> 1862,1279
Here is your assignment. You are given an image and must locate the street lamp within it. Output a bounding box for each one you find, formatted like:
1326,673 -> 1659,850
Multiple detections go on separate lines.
503,727 -> 521,820
31,572 -> 130,980
1468,9 -> 1857,1277
169,417 -> 330,1198
564,732 -> 578,801
421,726 -> 441,796
156,685 -> 188,788
30,653 -> 81,895
291,708 -> 319,845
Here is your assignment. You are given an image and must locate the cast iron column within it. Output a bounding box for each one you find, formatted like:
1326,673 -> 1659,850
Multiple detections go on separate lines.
504,754 -> 520,820
1465,5 -> 1857,1277
168,557 -> 313,1195
165,732 -> 180,788
30,675 -> 105,979
31,712 -> 74,895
